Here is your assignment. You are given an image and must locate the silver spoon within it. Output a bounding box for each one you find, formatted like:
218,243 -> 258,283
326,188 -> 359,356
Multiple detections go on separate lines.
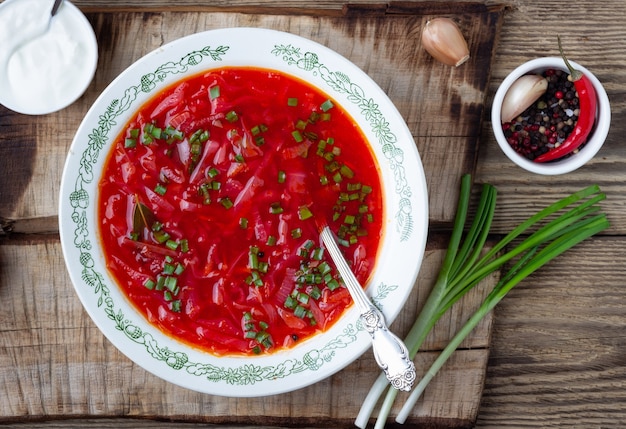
51,0 -> 63,16
320,226 -> 416,391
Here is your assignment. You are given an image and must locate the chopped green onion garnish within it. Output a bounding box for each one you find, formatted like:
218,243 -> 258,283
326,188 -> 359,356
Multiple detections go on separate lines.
311,247 -> 324,261
165,126 -> 184,142
170,300 -> 181,312
321,99 -> 334,112
209,85 -> 220,100
310,286 -> 322,300
318,261 -> 331,275
287,97 -> 298,106
220,197 -> 233,209
340,165 -> 354,179
248,246 -> 259,269
163,263 -> 175,275
226,110 -> 239,123
151,126 -> 162,139
326,278 -> 340,291
153,230 -> 170,244
125,138 -> 137,148
292,130 -> 303,143
294,305 -> 307,319
284,296 -> 297,309
298,206 -> 313,220
143,278 -> 155,290
325,161 -> 340,172
297,292 -> 309,305
154,183 -> 167,196
190,129 -> 209,144
239,217 -> 248,229
156,276 -> 165,290
291,228 -> 302,239
269,202 -> 283,214
278,170 -> 286,183
174,263 -> 185,275
163,276 -> 177,292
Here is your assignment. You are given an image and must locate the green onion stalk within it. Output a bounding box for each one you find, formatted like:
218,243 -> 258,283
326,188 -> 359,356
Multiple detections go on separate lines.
355,174 -> 609,428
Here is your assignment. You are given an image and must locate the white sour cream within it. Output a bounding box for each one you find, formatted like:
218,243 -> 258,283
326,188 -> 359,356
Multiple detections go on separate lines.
0,0 -> 98,115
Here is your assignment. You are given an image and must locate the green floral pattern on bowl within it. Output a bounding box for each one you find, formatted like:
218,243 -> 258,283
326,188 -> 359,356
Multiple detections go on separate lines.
60,28 -> 428,397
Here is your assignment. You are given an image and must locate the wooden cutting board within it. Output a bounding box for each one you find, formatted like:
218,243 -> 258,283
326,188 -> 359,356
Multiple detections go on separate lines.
0,2 -> 505,427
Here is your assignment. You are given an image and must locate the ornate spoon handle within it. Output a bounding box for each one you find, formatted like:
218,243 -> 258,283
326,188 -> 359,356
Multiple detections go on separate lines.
320,227 -> 416,391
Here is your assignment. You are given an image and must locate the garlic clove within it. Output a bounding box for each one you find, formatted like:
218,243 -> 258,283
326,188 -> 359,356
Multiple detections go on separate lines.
421,17 -> 470,67
500,74 -> 549,123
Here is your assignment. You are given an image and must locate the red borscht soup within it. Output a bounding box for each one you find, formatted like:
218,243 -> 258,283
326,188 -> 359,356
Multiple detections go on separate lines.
98,67 -> 383,356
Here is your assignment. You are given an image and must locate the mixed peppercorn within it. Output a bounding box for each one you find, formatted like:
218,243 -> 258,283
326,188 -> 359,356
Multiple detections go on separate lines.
503,37 -> 598,163
502,68 -> 581,161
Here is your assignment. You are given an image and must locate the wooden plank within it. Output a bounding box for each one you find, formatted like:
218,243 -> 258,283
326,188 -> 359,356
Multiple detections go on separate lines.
0,5 -> 502,228
476,0 -> 626,235
0,3 -> 505,427
0,236 -> 496,426
477,236 -> 626,427
64,0 -> 508,13
473,2 -> 626,424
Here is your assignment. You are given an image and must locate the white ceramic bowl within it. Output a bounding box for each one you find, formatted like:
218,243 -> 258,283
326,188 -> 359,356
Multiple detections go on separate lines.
0,0 -> 98,115
491,57 -> 610,175
59,28 -> 429,396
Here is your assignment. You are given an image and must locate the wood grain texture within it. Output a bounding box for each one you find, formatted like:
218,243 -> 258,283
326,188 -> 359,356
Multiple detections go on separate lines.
0,5 -> 505,427
4,0 -> 626,427
0,236 -> 496,427
473,0 -> 626,427
476,236 -> 626,427
477,0 -> 626,234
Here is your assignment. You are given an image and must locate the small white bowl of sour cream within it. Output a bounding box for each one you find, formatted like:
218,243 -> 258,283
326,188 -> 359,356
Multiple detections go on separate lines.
0,0 -> 98,115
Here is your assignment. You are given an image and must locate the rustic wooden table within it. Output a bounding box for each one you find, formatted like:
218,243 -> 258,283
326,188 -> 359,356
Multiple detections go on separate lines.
1,0 -> 625,428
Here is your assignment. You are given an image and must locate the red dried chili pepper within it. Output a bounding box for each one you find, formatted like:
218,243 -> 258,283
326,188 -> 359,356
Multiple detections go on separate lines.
534,37 -> 597,163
